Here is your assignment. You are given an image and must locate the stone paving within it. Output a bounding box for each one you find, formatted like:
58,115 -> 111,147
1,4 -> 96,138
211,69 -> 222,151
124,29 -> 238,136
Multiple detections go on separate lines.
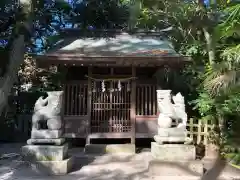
0,144 -> 240,180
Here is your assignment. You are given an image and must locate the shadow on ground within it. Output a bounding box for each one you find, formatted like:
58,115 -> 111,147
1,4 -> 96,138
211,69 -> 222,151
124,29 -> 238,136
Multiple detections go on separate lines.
0,144 -> 239,180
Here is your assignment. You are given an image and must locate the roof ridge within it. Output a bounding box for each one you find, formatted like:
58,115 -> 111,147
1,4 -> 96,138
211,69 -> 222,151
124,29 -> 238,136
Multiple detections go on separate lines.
60,28 -> 168,37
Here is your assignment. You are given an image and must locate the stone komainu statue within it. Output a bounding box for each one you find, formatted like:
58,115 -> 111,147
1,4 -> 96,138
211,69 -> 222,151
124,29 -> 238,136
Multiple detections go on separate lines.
157,90 -> 187,130
155,90 -> 189,144
32,91 -> 63,131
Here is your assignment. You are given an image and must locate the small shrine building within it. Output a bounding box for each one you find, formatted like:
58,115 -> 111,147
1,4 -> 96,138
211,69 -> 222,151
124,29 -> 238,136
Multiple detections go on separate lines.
36,29 -> 191,144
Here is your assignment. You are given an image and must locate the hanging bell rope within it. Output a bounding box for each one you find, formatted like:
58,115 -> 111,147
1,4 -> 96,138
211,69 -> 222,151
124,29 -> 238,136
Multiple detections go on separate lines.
85,75 -> 137,82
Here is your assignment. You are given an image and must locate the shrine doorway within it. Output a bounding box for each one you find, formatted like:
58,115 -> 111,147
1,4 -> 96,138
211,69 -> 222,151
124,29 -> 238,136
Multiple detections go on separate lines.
89,67 -> 134,136
91,80 -> 132,133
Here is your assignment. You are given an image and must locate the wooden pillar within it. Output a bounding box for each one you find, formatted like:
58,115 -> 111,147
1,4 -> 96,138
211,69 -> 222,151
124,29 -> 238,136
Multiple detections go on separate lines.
130,66 -> 136,144
86,66 -> 92,144
60,65 -> 68,135
61,84 -> 66,135
110,68 -> 114,133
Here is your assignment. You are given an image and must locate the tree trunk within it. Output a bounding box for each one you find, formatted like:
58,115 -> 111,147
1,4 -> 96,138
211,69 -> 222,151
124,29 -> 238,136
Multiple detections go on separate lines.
203,27 -> 215,65
197,0 -> 216,65
0,0 -> 33,116
128,0 -> 142,30
0,35 -> 25,115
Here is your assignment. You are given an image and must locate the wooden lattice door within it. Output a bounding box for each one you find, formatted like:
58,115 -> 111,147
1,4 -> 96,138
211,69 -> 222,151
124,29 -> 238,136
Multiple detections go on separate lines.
91,80 -> 131,133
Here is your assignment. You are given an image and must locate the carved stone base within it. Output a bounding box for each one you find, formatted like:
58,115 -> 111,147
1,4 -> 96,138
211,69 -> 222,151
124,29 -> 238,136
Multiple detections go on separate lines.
151,142 -> 196,161
27,138 -> 65,145
22,143 -> 68,161
31,130 -> 63,139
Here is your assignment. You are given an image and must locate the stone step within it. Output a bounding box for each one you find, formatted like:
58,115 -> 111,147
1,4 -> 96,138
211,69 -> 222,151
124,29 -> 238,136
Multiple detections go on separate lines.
84,144 -> 135,154
69,150 -> 150,173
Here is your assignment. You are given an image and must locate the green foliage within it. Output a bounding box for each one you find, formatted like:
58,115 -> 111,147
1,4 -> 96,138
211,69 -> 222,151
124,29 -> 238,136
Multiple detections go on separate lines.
217,4 -> 240,39
71,0 -> 130,29
18,54 -> 67,92
144,1 -> 240,154
14,53 -> 67,114
192,92 -> 215,117
221,91 -> 240,115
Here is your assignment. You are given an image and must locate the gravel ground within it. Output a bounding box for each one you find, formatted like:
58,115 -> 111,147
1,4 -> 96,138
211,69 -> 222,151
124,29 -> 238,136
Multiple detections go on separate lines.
0,144 -> 239,180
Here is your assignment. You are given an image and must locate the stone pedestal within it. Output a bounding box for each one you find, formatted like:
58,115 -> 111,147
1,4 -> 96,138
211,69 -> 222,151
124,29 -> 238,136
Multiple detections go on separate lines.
24,131 -> 72,175
21,91 -> 73,175
27,157 -> 73,175
31,130 -> 63,139
22,143 -> 73,175
150,89 -> 203,176
150,142 -> 204,176
22,144 -> 68,161
151,142 -> 196,161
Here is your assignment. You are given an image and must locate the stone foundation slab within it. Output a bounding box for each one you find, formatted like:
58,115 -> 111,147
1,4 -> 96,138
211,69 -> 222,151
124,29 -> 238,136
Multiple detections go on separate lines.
22,143 -> 68,161
29,157 -> 73,175
151,142 -> 195,161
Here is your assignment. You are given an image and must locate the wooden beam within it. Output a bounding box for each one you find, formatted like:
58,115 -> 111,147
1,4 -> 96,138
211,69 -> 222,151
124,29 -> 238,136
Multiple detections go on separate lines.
86,66 -> 92,144
36,55 -> 192,65
36,59 -> 191,68
130,66 -> 136,144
